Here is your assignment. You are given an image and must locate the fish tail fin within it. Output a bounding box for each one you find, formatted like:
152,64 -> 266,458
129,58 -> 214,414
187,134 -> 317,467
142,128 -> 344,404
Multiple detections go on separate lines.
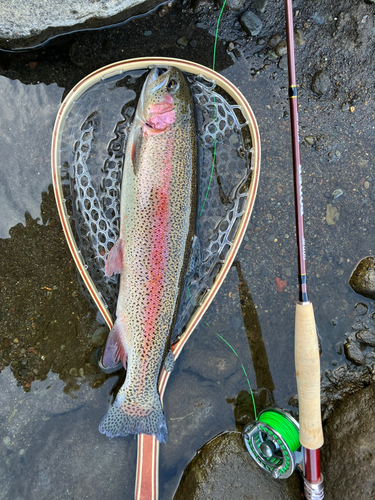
99,390 -> 168,444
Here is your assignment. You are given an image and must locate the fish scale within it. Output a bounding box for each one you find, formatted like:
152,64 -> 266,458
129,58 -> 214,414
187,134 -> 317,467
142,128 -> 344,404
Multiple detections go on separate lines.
99,67 -> 197,443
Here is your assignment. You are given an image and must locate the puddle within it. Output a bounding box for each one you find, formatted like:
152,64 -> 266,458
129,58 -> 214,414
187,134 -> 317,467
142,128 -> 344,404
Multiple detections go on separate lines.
0,0 -> 375,498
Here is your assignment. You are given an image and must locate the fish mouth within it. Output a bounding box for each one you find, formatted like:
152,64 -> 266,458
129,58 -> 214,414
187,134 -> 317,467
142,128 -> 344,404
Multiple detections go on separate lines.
145,66 -> 170,92
137,66 -> 175,130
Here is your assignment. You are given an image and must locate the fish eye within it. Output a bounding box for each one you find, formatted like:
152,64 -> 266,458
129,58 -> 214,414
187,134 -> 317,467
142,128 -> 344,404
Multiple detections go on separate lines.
167,79 -> 177,90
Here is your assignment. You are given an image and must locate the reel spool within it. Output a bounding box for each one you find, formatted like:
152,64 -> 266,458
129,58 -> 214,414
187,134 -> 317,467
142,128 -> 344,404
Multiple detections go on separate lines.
243,408 -> 303,479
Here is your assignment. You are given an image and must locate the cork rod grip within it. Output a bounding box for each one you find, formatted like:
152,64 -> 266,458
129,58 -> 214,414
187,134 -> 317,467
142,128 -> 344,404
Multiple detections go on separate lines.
295,301 -> 324,450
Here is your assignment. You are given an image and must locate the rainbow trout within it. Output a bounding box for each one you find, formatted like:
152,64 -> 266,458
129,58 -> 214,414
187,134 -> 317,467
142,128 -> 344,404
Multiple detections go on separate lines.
99,67 -> 197,443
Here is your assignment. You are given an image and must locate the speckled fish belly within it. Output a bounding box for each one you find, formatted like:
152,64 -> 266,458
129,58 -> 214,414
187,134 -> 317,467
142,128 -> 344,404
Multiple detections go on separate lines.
99,67 -> 197,443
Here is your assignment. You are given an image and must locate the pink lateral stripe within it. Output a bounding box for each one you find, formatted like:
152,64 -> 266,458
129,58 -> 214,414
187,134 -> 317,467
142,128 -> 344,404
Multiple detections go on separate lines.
138,135 -> 174,396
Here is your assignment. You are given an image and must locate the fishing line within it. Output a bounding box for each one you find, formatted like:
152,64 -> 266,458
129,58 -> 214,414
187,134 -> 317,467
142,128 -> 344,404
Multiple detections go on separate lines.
216,333 -> 257,420
199,0 -> 227,218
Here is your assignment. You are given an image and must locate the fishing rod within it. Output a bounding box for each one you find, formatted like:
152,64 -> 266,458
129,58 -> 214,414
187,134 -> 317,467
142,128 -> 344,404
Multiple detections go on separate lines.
243,1 -> 324,498
284,0 -> 324,496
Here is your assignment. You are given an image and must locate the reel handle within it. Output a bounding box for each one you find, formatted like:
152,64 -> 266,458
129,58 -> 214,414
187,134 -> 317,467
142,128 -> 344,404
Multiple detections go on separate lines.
295,301 -> 324,450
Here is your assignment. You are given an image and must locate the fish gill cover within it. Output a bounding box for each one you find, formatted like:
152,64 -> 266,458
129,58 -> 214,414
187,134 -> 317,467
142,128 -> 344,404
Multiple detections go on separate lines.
57,68 -> 254,341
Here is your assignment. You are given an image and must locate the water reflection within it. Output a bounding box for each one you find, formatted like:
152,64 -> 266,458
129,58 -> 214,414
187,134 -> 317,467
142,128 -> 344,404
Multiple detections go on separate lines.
234,260 -> 275,394
0,77 -> 63,238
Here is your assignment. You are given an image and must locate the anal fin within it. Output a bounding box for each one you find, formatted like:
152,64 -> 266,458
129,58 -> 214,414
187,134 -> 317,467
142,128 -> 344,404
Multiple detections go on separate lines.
100,319 -> 127,372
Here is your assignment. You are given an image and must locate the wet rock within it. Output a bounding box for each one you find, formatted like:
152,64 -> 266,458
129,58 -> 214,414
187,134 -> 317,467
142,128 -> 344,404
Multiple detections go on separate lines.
189,39 -> 198,48
332,188 -> 343,199
278,56 -> 288,71
311,70 -> 331,95
356,329 -> 375,347
344,341 -> 365,366
322,384 -> 375,499
341,102 -> 350,112
268,33 -> 281,47
275,40 -> 287,57
354,302 -> 368,316
326,204 -> 340,225
91,326 -> 108,347
1,0 -> 164,50
294,29 -> 305,46
174,431 -> 302,500
217,0 -> 246,10
158,5 -> 169,17
349,257 -> 375,300
254,0 -> 267,13
177,36 -> 189,47
257,37 -> 266,45
240,11 -> 262,37
304,135 -> 316,146
321,364 -> 373,419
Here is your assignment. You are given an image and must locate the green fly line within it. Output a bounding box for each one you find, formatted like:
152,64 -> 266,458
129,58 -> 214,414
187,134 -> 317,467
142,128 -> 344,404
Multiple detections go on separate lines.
187,0 -> 228,300
216,333 -> 257,420
198,0 -> 228,218
258,411 -> 300,452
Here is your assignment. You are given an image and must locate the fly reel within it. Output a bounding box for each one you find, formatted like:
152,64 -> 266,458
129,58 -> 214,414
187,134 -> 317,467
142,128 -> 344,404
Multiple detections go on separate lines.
243,408 -> 303,479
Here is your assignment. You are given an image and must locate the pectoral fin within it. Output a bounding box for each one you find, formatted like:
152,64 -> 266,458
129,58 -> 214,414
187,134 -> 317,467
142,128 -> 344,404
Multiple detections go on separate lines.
105,238 -> 124,277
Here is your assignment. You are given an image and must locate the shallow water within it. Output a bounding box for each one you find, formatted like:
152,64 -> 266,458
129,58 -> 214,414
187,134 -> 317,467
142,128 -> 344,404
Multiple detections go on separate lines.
0,1 -> 375,498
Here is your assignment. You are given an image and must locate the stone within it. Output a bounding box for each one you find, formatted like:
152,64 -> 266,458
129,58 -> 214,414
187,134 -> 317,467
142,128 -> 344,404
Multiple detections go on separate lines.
349,257 -> 375,300
240,11 -> 262,37
254,0 -> 267,13
91,326 -> 108,347
158,5 -> 169,17
0,0 -> 166,50
268,33 -> 281,47
356,329 -> 375,347
177,36 -> 189,47
294,29 -> 305,46
217,0 -> 246,10
278,55 -> 288,71
304,135 -> 316,145
311,70 -> 331,95
321,384 -> 375,499
332,188 -> 343,199
344,341 -> 365,366
326,204 -> 339,225
275,40 -> 287,57
341,102 -> 350,112
174,431 -> 302,499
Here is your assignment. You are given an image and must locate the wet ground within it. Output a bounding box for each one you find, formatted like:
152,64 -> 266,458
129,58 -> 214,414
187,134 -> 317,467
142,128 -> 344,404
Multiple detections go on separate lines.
0,0 -> 374,498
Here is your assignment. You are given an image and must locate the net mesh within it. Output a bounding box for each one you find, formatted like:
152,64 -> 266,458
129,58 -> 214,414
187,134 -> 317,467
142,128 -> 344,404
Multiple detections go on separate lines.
57,69 -> 253,339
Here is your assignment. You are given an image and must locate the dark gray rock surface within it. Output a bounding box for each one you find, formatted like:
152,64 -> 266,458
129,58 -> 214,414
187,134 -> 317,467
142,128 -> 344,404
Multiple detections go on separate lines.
174,431 -> 302,500
322,384 -> 375,500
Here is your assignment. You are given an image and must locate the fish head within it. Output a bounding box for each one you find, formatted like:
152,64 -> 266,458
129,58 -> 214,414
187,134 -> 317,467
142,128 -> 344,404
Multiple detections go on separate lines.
137,66 -> 191,133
